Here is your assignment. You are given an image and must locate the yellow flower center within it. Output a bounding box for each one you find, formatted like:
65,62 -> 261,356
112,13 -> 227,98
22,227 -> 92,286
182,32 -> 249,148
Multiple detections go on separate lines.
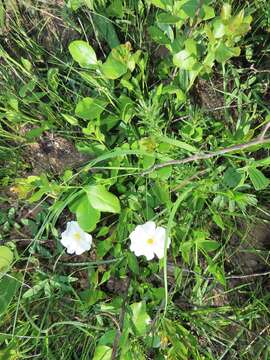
147,238 -> 154,245
73,232 -> 81,241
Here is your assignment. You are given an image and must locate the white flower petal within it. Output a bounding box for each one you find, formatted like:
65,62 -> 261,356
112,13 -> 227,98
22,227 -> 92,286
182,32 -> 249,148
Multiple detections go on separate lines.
141,221 -> 156,235
129,221 -> 170,261
60,221 -> 92,255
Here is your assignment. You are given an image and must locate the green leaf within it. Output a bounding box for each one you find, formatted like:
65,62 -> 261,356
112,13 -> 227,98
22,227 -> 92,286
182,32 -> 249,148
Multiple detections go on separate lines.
127,252 -> 139,274
208,262 -> 226,286
0,275 -> 18,317
101,43 -> 134,79
101,57 -> 127,80
61,113 -> 79,126
173,49 -> 197,70
221,3 -> 231,20
76,194 -> 100,231
181,0 -> 200,18
197,240 -> 220,252
157,135 -> 197,153
107,0 -> 124,18
248,167 -> 269,191
213,20 -> 226,39
223,167 -> 242,188
130,302 -> 151,336
157,12 -> 180,24
148,0 -> 168,10
97,237 -> 113,258
21,57 -> 32,71
202,5 -> 215,20
92,14 -> 120,49
0,246 -> 13,271
180,240 -> 193,264
92,345 -> 112,360
215,43 -> 240,63
68,40 -> 97,68
85,185 -> 121,213
47,68 -> 59,91
148,26 -> 170,45
75,97 -> 108,120
212,213 -> 225,230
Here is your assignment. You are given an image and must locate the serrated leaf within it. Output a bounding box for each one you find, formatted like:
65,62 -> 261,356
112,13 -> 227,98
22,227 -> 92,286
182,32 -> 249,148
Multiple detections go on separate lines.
69,40 -> 97,68
248,167 -> 269,191
85,185 -> 121,213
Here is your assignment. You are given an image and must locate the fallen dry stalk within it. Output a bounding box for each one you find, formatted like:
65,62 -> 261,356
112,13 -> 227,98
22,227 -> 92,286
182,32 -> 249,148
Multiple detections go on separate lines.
142,122 -> 270,176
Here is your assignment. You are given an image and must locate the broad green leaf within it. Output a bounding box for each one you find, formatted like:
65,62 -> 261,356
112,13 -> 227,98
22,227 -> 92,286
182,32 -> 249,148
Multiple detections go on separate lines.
197,240 -> 220,252
215,43 -> 240,63
80,289 -> 105,306
202,5 -> 215,20
248,167 -> 269,191
76,194 -> 100,231
185,38 -> 197,55
0,275 -> 18,317
213,20 -> 225,39
75,97 -> 108,120
0,246 -> 13,271
92,14 -> 120,49
223,167 -> 242,188
157,12 -> 180,24
93,345 -> 112,360
107,0 -> 124,18
68,40 -> 97,68
173,49 -> 197,70
101,57 -> 127,80
98,330 -> 116,346
148,26 -> 170,45
85,185 -> 121,213
101,43 -> 133,79
130,302 -> 151,336
181,0 -> 200,18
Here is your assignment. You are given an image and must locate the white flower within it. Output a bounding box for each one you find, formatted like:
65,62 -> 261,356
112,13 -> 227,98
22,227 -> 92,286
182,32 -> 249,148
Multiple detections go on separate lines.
60,221 -> 92,255
129,221 -> 170,260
